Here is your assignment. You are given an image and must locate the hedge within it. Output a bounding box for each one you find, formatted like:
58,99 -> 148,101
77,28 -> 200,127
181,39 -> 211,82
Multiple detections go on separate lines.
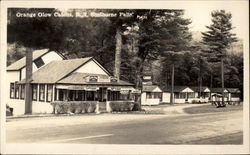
51,101 -> 97,114
109,101 -> 138,112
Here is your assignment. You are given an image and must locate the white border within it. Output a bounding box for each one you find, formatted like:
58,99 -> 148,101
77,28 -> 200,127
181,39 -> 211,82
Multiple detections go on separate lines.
1,0 -> 249,154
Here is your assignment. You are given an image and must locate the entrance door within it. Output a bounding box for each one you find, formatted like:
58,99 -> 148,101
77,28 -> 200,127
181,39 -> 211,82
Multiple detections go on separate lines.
99,87 -> 107,102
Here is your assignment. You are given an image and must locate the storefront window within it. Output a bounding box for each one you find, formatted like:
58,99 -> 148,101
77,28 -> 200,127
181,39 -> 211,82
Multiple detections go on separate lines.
39,84 -> 45,101
20,85 -> 25,99
15,84 -> 19,99
47,85 -> 53,102
10,83 -> 15,98
32,84 -> 38,101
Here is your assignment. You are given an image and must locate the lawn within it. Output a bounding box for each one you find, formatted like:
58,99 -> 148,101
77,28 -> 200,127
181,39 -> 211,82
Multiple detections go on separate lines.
184,103 -> 243,114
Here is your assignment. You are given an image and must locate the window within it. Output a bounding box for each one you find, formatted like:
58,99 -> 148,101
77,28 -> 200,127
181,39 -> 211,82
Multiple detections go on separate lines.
39,84 -> 45,101
188,92 -> 195,98
179,93 -> 186,99
46,85 -> 53,102
89,76 -> 98,82
231,93 -> 240,97
34,58 -> 45,68
15,84 -> 19,99
20,85 -> 25,99
32,84 -> 38,101
10,83 -> 15,98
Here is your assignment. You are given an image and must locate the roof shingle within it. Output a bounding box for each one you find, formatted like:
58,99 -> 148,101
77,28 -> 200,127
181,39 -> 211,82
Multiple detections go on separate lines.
19,57 -> 92,84
7,49 -> 50,71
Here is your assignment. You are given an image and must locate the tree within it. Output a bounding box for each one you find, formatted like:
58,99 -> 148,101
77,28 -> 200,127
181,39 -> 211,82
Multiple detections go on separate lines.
160,10 -> 192,104
202,10 -> 237,107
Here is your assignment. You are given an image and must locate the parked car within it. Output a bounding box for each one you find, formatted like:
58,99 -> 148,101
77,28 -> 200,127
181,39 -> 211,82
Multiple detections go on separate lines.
192,98 -> 208,104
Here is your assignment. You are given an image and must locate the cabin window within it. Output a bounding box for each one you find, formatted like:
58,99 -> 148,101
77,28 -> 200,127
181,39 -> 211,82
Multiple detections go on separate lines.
32,84 -> 38,101
20,85 -> 25,99
34,58 -> 45,68
187,92 -> 195,98
15,84 -> 20,99
10,83 -> 15,98
46,85 -> 53,102
175,92 -> 186,99
39,84 -> 45,101
231,93 -> 240,97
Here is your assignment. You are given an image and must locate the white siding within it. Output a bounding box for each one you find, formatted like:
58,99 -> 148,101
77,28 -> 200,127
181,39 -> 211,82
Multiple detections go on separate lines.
42,51 -> 63,64
162,92 -> 170,103
6,71 -> 20,102
21,63 -> 38,80
75,60 -> 108,75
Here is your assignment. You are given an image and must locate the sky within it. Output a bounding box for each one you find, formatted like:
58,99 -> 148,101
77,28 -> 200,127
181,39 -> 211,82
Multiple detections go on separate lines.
182,1 -> 248,40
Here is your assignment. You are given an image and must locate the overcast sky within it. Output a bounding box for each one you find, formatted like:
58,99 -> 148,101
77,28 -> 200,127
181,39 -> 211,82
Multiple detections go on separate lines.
182,1 -> 248,40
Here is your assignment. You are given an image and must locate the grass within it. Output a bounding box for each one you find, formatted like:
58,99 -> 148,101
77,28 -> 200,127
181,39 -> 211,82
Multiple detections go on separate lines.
184,103 -> 243,114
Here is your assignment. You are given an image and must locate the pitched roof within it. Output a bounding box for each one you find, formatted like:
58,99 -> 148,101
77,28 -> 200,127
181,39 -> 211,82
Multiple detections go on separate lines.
57,72 -> 134,86
190,86 -> 210,92
162,86 -> 192,92
7,49 -> 50,71
227,88 -> 240,93
19,57 -> 92,84
210,88 -> 228,93
142,85 -> 161,92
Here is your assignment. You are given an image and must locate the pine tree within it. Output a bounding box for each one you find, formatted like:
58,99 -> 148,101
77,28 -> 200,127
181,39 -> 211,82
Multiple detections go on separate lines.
160,10 -> 192,104
202,10 -> 237,107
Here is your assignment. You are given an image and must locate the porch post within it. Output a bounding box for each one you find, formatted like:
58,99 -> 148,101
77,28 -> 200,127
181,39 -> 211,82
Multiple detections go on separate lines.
56,88 -> 59,101
37,84 -> 40,101
44,84 -> 47,102
52,85 -> 55,102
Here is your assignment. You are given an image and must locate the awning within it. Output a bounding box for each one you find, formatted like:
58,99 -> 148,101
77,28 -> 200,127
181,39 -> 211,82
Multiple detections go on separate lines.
56,85 -> 99,91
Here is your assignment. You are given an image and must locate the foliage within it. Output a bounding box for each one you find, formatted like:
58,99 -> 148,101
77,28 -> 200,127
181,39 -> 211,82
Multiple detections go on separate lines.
109,101 -> 135,112
51,101 -> 97,114
202,10 -> 237,58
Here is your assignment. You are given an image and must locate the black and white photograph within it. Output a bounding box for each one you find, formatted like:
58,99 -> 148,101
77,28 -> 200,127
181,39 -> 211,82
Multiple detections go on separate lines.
0,0 -> 249,154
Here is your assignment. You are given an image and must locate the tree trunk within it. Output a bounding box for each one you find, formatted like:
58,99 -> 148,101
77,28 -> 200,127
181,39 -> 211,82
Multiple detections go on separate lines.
210,73 -> 213,99
25,48 -> 33,114
170,64 -> 175,105
198,61 -> 201,98
114,26 -> 122,81
221,58 -> 225,106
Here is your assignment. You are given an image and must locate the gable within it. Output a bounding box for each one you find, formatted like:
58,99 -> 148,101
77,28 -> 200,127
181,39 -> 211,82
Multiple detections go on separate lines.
152,87 -> 162,92
204,88 -> 210,92
182,87 -> 194,93
74,59 -> 109,75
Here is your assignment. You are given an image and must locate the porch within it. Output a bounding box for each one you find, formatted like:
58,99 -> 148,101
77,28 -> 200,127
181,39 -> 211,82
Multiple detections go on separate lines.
54,85 -> 134,102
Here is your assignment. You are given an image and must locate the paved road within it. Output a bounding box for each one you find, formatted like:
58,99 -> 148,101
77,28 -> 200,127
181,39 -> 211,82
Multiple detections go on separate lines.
6,110 -> 243,144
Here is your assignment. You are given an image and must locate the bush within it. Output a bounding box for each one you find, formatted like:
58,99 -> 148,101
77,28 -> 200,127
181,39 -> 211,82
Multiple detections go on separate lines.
132,102 -> 140,111
51,101 -> 98,114
110,101 -> 135,112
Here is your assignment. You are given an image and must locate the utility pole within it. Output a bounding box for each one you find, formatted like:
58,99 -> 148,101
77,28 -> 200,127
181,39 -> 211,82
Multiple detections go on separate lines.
221,57 -> 225,107
170,64 -> 175,105
25,48 -> 33,114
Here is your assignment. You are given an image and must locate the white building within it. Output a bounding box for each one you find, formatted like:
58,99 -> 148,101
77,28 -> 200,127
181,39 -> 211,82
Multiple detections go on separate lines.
162,86 -> 195,104
190,86 -> 211,103
7,49 -> 134,115
141,85 -> 162,105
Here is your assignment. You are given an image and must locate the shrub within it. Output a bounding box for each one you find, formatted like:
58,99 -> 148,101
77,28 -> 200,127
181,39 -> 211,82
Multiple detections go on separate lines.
132,102 -> 140,111
110,101 -> 135,112
51,101 -> 98,114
